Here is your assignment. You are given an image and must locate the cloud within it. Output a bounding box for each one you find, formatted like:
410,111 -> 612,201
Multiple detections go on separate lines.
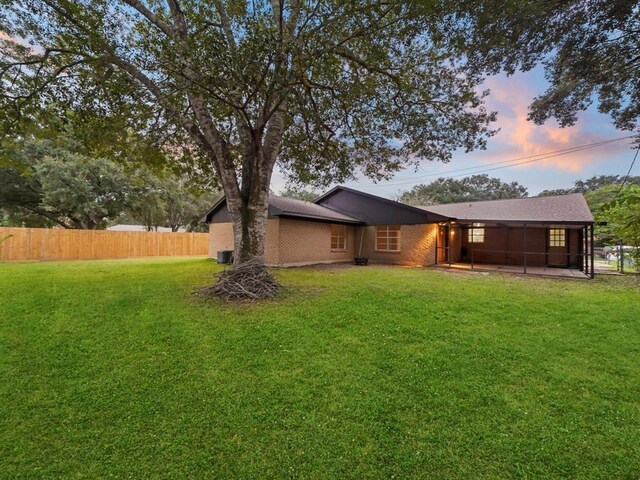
478,71 -> 628,173
0,30 -> 39,53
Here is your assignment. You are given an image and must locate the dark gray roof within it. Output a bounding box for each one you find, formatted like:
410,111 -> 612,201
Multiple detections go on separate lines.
418,193 -> 594,224
204,194 -> 363,224
314,185 -> 451,225
268,195 -> 363,223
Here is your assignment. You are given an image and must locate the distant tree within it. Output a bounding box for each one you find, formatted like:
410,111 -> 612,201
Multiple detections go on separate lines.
598,185 -> 640,263
399,174 -> 528,206
0,140 -> 132,229
35,154 -> 132,230
279,188 -> 321,203
537,188 -> 572,197
539,175 -> 640,198
126,170 -> 221,232
163,176 -> 220,232
128,169 -> 167,231
573,176 -> 629,193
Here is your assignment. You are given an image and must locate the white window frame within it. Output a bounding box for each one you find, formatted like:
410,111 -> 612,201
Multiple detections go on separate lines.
375,225 -> 401,252
330,224 -> 347,251
549,228 -> 566,247
468,223 -> 485,243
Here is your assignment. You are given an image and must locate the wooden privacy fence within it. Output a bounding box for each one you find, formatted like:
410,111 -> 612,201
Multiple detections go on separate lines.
0,227 -> 209,262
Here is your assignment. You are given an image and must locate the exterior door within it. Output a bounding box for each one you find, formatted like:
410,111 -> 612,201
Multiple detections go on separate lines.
437,225 -> 449,263
547,228 -> 569,267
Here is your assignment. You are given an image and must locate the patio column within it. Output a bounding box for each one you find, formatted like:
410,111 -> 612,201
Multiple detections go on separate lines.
448,221 -> 452,266
585,225 -> 591,277
523,223 -> 527,274
584,225 -> 588,274
434,225 -> 439,265
590,224 -> 595,279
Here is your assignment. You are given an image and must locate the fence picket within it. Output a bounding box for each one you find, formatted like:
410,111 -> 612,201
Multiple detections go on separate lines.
0,227 -> 209,262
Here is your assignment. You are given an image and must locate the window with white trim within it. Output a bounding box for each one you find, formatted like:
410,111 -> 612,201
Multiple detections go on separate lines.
549,228 -> 566,247
376,225 -> 401,252
468,223 -> 485,243
330,224 -> 347,250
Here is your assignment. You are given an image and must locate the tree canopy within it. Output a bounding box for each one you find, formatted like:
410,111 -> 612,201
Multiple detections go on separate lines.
541,175 -> 640,250
444,0 -> 640,142
1,0 -> 501,298
0,139 -> 131,229
278,187 -> 321,202
597,185 -> 640,261
398,174 -> 528,206
539,175 -> 640,198
0,138 -> 218,230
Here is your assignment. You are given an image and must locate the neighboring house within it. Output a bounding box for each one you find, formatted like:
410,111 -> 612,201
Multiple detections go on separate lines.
205,186 -> 596,276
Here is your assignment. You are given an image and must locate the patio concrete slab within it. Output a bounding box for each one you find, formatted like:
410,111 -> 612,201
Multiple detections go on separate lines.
436,262 -> 591,279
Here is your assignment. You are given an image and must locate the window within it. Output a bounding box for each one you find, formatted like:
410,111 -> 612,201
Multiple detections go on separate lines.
376,225 -> 401,252
468,223 -> 485,243
549,228 -> 566,247
331,224 -> 347,250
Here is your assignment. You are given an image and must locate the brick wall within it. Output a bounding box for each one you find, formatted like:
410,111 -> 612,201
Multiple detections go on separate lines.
208,222 -> 234,258
276,218 -> 355,265
210,220 -> 582,268
459,225 -> 581,267
208,219 -> 280,264
209,218 -> 355,266
356,224 -> 438,266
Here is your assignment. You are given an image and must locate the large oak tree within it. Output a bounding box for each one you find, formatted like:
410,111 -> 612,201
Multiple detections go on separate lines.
444,0 -> 640,142
1,1 -> 497,297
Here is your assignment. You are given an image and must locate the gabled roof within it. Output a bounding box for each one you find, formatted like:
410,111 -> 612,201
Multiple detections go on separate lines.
418,193 -> 594,224
314,186 -> 451,225
204,194 -> 363,224
268,195 -> 363,223
315,185 -> 441,217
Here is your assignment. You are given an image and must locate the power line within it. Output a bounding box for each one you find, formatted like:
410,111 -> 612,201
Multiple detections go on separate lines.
413,137 -> 632,179
606,142 -> 640,207
350,135 -> 635,189
617,143 -> 640,191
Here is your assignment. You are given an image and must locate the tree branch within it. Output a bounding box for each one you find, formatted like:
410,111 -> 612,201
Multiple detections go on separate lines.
123,0 -> 176,39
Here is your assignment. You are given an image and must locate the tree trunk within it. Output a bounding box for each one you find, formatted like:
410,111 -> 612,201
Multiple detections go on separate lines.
230,189 -> 270,265
221,125 -> 279,268
205,145 -> 281,300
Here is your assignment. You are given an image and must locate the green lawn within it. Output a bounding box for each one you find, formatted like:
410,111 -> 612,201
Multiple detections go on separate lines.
1,258 -> 639,479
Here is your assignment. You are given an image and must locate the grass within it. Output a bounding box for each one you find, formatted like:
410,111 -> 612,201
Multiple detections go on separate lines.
1,258 -> 639,479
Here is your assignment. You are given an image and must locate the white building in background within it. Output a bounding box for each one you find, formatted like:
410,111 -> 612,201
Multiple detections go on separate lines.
107,224 -> 186,233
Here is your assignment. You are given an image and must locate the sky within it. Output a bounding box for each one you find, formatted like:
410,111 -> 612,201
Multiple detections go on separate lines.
271,67 -> 638,199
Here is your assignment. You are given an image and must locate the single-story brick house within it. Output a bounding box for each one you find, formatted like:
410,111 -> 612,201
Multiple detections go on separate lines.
205,186 -> 596,277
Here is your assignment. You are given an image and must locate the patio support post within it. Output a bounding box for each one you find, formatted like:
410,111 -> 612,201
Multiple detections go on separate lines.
582,225 -> 587,273
585,225 -> 590,275
448,221 -> 452,267
435,225 -> 438,265
471,226 -> 474,270
590,224 -> 595,278
523,223 -> 527,274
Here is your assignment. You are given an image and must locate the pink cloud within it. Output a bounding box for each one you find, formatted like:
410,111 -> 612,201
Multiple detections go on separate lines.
0,30 -> 40,54
479,72 -> 629,173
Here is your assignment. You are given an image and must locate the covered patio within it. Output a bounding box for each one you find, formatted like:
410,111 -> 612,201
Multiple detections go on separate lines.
419,194 -> 596,278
